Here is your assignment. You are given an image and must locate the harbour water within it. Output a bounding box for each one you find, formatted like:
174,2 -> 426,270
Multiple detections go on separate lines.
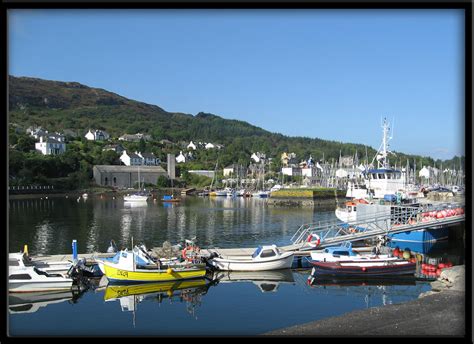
8,195 -> 464,336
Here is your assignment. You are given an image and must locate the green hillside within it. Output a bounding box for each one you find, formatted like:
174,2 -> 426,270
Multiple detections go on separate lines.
8,75 -> 451,175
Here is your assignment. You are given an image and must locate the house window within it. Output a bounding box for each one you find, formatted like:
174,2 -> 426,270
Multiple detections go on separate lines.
113,177 -> 117,185
104,177 -> 108,185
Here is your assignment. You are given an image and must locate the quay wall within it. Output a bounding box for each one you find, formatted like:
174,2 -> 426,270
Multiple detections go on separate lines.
264,265 -> 465,336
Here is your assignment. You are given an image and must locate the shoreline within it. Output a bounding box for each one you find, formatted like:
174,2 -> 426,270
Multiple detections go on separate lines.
262,265 -> 465,336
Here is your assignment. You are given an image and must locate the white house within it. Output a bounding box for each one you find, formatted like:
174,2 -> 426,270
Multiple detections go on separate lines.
282,167 -> 302,176
85,129 -> 110,141
35,136 -> 66,155
176,151 -> 186,163
138,152 -> 160,166
302,167 -> 314,178
120,150 -> 143,166
205,143 -> 215,150
187,141 -> 197,150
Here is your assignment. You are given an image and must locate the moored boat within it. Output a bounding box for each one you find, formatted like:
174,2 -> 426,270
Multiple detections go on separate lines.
309,241 -> 397,263
101,248 -> 207,283
161,195 -> 181,202
310,259 -> 416,277
207,245 -> 294,271
9,253 -> 74,293
9,251 -> 73,276
124,193 -> 149,202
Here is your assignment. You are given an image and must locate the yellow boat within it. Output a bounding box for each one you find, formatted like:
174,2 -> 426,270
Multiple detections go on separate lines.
102,249 -> 207,283
104,279 -> 207,301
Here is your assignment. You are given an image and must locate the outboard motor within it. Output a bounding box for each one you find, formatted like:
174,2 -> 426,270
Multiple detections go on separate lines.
107,240 -> 118,253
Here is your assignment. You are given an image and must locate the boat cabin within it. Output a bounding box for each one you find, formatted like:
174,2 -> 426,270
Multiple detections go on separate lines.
323,242 -> 359,257
251,245 -> 283,259
8,252 -> 41,269
365,168 -> 402,180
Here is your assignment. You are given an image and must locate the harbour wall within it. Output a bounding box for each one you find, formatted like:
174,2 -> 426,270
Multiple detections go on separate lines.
263,265 -> 465,336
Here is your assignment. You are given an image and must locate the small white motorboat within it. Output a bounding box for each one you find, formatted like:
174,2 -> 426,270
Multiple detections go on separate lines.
207,245 -> 294,271
309,242 -> 397,263
9,253 -> 74,293
9,252 -> 73,276
123,193 -> 149,202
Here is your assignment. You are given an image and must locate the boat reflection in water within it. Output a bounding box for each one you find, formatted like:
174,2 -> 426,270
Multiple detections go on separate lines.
211,269 -> 295,293
307,274 -> 419,308
103,279 -> 213,324
9,290 -> 80,314
307,275 -> 416,287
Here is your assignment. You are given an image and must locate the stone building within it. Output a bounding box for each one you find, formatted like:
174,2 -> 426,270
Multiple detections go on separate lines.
93,165 -> 167,188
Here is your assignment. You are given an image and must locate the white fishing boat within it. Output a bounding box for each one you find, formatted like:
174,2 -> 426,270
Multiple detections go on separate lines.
334,198 -> 371,223
207,245 -> 294,271
9,253 -> 74,293
345,118 -> 421,200
309,242 -> 397,263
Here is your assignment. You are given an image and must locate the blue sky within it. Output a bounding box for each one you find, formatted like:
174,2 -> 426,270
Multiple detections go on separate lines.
8,9 -> 465,161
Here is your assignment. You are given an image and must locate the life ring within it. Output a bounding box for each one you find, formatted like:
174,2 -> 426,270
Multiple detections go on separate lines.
181,247 -> 194,262
349,227 -> 357,234
306,233 -> 321,248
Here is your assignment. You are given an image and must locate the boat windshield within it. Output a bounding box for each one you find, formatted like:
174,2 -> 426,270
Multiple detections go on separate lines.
252,246 -> 263,258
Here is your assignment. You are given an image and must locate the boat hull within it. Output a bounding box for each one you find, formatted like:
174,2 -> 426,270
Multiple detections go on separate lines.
309,252 -> 396,263
9,280 -> 73,293
335,208 -> 357,223
103,263 -> 207,283
310,260 -> 416,277
209,254 -> 294,271
123,195 -> 149,202
388,227 -> 449,243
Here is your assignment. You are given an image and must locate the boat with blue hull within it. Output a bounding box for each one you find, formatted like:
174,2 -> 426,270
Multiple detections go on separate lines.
387,234 -> 450,254
388,227 -> 449,244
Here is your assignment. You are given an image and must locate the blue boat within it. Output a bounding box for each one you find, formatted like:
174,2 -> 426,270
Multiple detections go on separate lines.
387,238 -> 449,255
388,227 -> 449,244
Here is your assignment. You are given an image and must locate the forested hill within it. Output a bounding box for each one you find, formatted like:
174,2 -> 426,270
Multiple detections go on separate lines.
8,75 -> 446,167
